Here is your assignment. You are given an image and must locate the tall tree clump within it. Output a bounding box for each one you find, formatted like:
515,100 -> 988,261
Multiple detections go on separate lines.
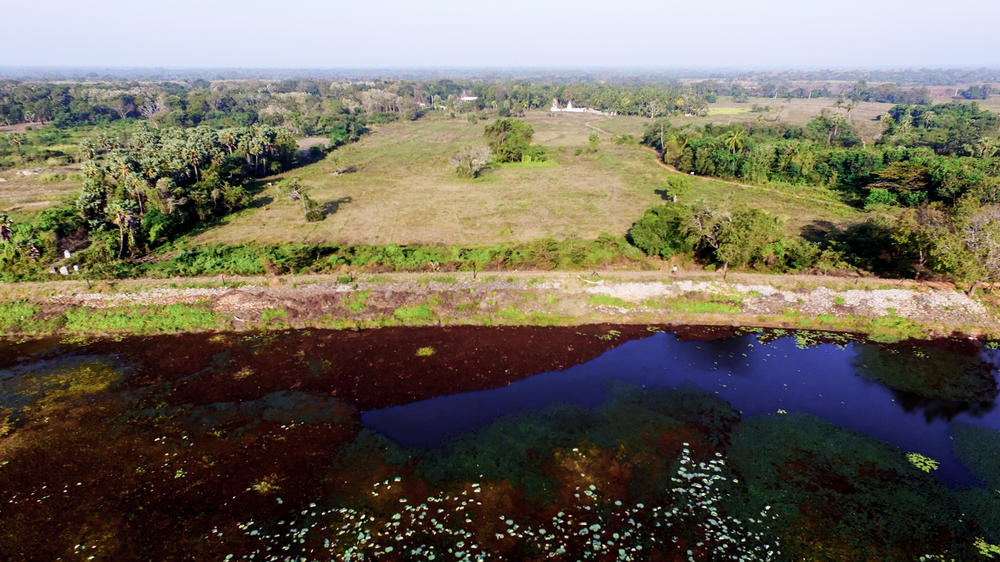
630,203 -> 785,276
687,207 -> 785,278
483,119 -> 545,163
74,124 -> 296,259
931,199 -> 1000,295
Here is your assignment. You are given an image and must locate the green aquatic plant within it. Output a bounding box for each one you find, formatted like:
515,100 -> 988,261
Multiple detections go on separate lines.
415,346 -> 436,357
906,452 -> 940,473
230,447 -> 782,561
728,414 -> 966,559
598,329 -> 622,341
853,344 -> 998,402
975,537 -> 1000,558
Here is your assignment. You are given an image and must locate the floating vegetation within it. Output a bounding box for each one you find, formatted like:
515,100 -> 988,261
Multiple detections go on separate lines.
597,329 -> 622,341
415,346 -> 437,357
907,452 -> 940,473
230,445 -> 781,561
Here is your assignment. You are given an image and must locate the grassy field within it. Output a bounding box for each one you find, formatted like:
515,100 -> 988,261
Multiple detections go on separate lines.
680,96 -> 895,143
189,111 -> 860,248
0,165 -> 81,220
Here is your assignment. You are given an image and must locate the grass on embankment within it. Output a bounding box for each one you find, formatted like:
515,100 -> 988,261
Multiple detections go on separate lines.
96,237 -> 650,279
0,301 -> 226,337
1,277 -> 991,344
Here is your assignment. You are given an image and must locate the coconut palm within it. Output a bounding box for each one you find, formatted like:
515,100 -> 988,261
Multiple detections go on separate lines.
107,199 -> 140,259
724,128 -> 748,154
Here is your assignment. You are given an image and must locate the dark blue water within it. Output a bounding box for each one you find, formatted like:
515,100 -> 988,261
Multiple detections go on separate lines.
363,332 -> 1000,486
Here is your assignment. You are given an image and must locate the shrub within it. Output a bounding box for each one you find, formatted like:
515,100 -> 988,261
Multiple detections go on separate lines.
628,204 -> 693,259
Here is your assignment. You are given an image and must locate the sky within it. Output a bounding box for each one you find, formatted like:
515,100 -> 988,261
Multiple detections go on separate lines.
2,0 -> 999,70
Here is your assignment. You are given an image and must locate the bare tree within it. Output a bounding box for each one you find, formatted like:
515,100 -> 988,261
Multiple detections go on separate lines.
451,146 -> 492,178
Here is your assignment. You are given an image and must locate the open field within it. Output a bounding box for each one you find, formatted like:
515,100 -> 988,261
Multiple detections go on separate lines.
685,96 -> 895,142
190,111 -> 860,248
0,164 -> 81,219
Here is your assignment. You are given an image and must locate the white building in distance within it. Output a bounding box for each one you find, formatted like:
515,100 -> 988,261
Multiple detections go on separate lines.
550,99 -> 614,116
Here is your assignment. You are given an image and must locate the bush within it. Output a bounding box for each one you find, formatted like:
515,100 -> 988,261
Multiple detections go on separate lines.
865,187 -> 898,208
628,204 -> 693,259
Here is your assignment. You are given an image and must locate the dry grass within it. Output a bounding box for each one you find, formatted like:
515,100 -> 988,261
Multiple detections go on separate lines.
189,111 -> 860,247
679,96 -> 895,143
0,165 -> 81,219
194,112 -> 669,246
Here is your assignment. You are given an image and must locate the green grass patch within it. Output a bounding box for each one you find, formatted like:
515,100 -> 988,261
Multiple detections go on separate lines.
63,304 -> 222,335
261,308 -> 289,324
497,306 -> 528,323
344,291 -> 371,312
864,314 -> 927,343
0,301 -> 41,331
666,298 -> 741,314
706,107 -> 752,115
415,346 -> 436,357
394,304 -> 436,324
587,294 -> 630,308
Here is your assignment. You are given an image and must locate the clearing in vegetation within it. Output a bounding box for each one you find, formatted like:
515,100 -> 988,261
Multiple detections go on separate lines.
190,112 -> 859,248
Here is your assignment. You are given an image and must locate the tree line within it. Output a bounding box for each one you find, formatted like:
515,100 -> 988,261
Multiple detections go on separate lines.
629,198 -> 1000,295
1,124 -> 297,273
643,102 -> 1000,208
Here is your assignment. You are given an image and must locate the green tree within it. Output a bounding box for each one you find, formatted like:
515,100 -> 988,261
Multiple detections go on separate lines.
687,206 -> 784,278
715,208 -> 785,278
892,205 -> 946,279
106,199 -> 140,259
932,198 -> 1000,295
628,204 -> 694,259
9,134 -> 24,163
483,118 -> 542,163
724,128 -> 747,154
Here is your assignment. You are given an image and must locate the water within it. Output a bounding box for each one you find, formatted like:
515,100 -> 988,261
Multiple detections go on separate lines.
364,332 -> 1000,486
1,327 -> 998,560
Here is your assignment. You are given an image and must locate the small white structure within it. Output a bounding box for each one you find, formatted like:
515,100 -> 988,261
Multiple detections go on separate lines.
59,266 -> 69,276
549,99 -> 614,116
459,96 -> 479,102
64,250 -> 72,259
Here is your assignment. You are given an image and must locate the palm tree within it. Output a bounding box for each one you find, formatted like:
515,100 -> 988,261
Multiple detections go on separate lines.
107,200 -> 139,259
724,128 -> 747,154
9,134 -> 24,164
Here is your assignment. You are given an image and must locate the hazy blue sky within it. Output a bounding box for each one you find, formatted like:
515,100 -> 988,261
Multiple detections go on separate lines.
3,0 -> 999,69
